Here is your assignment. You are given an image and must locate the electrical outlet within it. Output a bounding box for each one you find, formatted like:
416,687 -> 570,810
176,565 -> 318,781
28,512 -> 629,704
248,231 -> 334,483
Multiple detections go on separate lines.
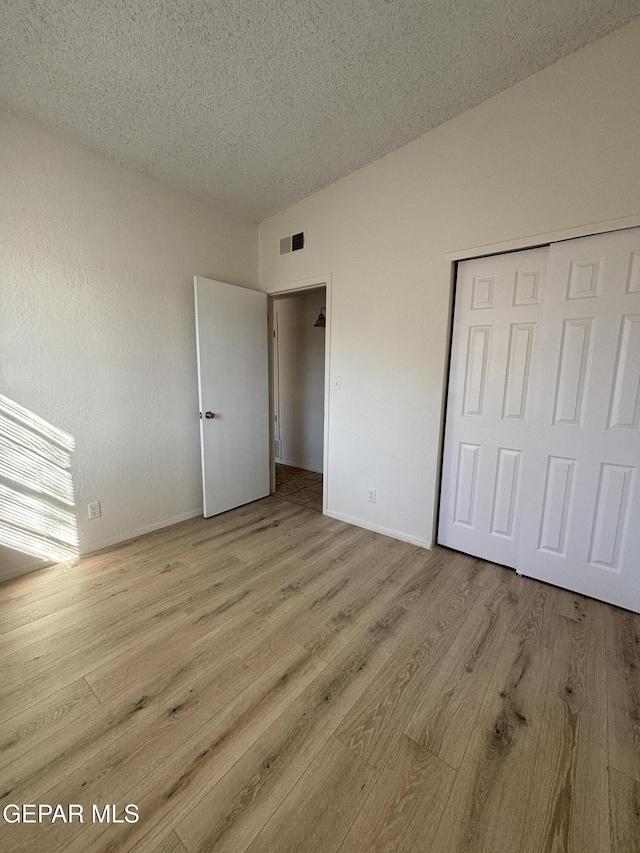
332,376 -> 341,391
88,501 -> 101,520
368,489 -> 376,503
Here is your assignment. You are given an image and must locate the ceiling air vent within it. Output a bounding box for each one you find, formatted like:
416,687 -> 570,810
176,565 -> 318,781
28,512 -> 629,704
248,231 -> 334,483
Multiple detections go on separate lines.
279,230 -> 305,255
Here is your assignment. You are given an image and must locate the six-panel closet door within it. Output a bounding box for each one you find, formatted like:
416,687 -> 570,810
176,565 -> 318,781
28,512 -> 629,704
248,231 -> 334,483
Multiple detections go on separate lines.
438,246 -> 549,569
518,229 -> 640,611
439,227 -> 640,613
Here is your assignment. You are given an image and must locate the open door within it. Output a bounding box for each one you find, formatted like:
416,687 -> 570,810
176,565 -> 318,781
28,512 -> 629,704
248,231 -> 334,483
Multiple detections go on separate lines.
194,276 -> 270,517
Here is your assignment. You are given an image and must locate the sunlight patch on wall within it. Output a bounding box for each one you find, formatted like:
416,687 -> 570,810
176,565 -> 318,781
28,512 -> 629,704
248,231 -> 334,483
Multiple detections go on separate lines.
0,395 -> 75,451
0,394 -> 78,564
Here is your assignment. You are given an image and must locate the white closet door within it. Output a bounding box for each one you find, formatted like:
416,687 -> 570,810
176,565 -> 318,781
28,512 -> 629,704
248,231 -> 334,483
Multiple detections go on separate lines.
438,247 -> 549,568
518,228 -> 640,611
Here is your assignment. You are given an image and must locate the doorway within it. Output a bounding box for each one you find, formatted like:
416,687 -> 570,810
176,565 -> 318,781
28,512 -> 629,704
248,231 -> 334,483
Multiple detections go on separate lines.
270,286 -> 327,512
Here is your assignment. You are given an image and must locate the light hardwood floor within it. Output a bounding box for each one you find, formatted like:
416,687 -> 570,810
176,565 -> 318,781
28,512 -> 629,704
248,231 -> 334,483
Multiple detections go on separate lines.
0,496 -> 638,852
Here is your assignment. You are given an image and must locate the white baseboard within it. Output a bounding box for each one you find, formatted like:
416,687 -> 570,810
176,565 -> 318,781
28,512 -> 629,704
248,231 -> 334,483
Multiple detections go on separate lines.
85,508 -> 204,555
324,510 -> 432,549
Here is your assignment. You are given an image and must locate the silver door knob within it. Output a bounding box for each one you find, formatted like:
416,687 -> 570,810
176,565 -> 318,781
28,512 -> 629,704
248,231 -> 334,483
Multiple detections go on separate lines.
205,411 -> 216,419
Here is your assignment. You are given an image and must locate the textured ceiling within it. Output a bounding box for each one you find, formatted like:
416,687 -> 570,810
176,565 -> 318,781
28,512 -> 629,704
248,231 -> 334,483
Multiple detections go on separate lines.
1,1 -> 640,221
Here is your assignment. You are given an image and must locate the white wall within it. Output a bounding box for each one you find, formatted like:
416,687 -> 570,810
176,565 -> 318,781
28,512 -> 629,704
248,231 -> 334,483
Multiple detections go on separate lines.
0,108 -> 257,579
273,289 -> 325,473
258,20 -> 640,547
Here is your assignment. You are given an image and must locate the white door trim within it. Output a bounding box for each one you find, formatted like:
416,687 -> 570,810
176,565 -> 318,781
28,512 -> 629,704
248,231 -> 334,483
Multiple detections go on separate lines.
266,274 -> 332,514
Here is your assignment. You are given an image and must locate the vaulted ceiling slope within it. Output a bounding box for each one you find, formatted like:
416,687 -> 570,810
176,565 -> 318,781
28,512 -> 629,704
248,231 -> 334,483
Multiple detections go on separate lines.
2,1 -> 640,221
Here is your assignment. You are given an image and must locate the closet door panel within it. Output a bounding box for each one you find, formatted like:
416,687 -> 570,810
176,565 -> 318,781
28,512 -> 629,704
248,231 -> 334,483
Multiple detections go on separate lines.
518,227 -> 640,612
438,248 -> 548,568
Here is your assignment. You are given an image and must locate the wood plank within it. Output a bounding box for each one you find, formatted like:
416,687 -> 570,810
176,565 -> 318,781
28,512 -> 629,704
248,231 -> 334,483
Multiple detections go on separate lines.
0,552 -> 124,605
55,644 -> 328,853
249,554 -> 342,622
556,589 -> 590,622
143,832 -> 188,853
300,546 -> 426,662
214,503 -> 335,565
1,613 -> 263,782
242,736 -> 376,853
0,604 -> 190,724
508,576 -> 560,649
138,498 -> 305,561
180,543 -> 351,625
0,653 -> 255,852
0,552 -> 244,658
429,632 -> 552,852
3,537 -> 329,715
0,497 -> 630,853
335,573 -> 481,769
520,603 -> 610,853
0,642 -> 255,817
251,534 -> 419,628
0,553 -> 176,627
0,677 -> 98,769
288,523 -> 377,572
337,735 -> 455,853
0,502 -> 303,626
404,565 -> 518,768
452,551 -> 498,587
605,605 -> 640,782
0,554 -> 248,686
169,613 -> 402,853
235,549 -> 407,674
0,502 -> 325,643
85,602 -> 268,702
609,768 -> 640,853
393,547 -> 463,611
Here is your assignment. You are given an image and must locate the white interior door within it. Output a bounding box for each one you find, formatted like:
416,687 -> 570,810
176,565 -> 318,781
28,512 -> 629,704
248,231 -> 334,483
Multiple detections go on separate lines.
518,229 -> 640,611
438,247 -> 549,568
440,227 -> 640,613
194,276 -> 270,517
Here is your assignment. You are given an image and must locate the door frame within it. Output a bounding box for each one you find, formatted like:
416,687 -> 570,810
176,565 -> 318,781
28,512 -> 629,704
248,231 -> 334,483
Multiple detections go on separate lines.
266,274 -> 332,513
435,212 -> 640,547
